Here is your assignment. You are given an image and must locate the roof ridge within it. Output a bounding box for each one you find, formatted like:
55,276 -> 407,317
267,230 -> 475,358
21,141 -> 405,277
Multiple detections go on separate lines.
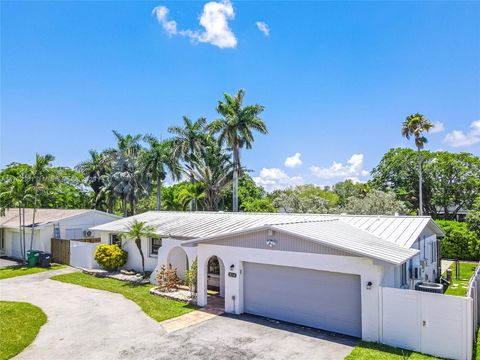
267,219 -> 338,226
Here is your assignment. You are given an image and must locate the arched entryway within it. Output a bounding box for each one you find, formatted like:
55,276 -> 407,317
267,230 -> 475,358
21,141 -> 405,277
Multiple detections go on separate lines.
167,246 -> 189,281
205,255 -> 225,309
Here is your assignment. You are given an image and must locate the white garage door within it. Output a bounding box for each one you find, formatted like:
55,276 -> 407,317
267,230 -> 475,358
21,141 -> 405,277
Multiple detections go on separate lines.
243,262 -> 362,337
11,232 -> 23,259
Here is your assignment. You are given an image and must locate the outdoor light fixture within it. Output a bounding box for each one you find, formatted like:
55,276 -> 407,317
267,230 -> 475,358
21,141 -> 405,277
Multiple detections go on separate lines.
366,281 -> 373,290
266,239 -> 276,248
230,264 -> 235,271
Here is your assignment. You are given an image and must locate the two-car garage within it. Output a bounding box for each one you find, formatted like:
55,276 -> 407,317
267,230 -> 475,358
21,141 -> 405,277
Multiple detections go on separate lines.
243,262 -> 362,337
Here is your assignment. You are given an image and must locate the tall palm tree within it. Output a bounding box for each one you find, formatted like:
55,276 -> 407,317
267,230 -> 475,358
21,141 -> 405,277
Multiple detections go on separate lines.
140,136 -> 182,211
112,130 -> 143,158
210,89 -> 267,212
178,182 -> 205,211
76,150 -> 110,210
401,113 -> 434,215
120,220 -> 157,275
168,116 -> 208,210
29,153 -> 55,250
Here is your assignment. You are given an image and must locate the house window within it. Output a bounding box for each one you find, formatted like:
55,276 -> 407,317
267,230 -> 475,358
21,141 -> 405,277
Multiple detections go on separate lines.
65,228 -> 83,240
110,234 -> 122,247
150,238 -> 162,255
401,262 -> 407,286
431,242 -> 436,263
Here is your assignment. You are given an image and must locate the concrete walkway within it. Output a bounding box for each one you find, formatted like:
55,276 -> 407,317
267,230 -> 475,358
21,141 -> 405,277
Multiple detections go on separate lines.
0,268 -> 165,360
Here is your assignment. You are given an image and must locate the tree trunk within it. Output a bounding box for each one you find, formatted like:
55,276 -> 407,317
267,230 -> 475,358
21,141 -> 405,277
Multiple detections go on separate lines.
156,178 -> 162,211
30,187 -> 38,251
232,145 -> 240,212
135,237 -> 145,275
122,195 -> 127,217
18,207 -> 24,260
417,147 -> 423,216
22,207 -> 26,261
189,161 -> 195,211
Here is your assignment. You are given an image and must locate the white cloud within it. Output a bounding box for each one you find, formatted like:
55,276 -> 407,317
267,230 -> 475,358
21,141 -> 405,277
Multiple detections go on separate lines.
430,121 -> 445,134
152,1 -> 237,49
253,168 -> 303,192
310,154 -> 369,180
256,21 -> 270,36
284,152 -> 302,168
443,120 -> 480,147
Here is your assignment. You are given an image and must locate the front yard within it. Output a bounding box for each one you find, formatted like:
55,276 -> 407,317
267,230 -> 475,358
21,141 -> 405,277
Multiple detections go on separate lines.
346,341 -> 442,360
0,301 -> 47,360
0,264 -> 66,280
443,261 -> 477,297
51,272 -> 196,322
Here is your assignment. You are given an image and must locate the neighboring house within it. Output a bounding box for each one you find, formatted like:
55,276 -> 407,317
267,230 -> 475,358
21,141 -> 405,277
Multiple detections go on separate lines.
435,206 -> 469,222
91,211 -> 444,340
0,208 -> 120,259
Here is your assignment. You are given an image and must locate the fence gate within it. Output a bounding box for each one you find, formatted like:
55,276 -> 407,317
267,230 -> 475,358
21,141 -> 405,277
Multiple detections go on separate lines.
51,238 -> 70,265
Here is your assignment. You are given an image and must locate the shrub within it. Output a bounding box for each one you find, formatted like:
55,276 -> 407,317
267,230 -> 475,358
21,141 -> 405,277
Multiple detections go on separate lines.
185,258 -> 198,295
94,244 -> 128,271
156,265 -> 180,292
436,220 -> 480,261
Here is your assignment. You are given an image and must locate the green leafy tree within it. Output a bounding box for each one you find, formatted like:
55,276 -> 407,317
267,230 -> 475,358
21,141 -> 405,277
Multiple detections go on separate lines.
341,190 -> 409,215
140,136 -> 181,211
332,180 -> 371,207
271,185 -> 338,214
401,113 -> 434,215
436,220 -> 479,261
242,198 -> 276,213
222,174 -> 266,212
120,220 -> 157,275
466,197 -> 480,240
76,150 -> 111,210
210,89 -> 268,212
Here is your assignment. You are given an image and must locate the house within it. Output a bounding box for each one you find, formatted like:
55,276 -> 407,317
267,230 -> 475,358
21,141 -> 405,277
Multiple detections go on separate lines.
0,208 -> 120,259
91,211 -> 444,341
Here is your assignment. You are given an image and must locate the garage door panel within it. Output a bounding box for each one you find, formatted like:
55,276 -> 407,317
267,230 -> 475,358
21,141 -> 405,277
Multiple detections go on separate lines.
243,262 -> 361,337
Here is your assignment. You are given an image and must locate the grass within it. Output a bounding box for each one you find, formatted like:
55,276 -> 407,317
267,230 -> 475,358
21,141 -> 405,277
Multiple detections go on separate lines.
345,341 -> 442,360
51,272 -> 196,322
443,261 -> 477,297
0,301 -> 47,360
0,264 -> 66,280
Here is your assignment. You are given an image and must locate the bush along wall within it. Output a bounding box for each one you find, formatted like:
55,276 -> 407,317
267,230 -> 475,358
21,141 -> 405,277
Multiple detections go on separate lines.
436,220 -> 480,261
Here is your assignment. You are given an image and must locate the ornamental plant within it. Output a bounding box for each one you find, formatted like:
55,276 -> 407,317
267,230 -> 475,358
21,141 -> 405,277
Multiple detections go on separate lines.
94,244 -> 128,271
185,257 -> 198,295
157,265 -> 180,292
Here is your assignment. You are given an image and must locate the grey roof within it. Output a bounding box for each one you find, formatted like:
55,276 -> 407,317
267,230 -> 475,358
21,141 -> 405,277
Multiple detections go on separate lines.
91,211 -> 442,249
1,208 -> 120,229
183,220 -> 419,265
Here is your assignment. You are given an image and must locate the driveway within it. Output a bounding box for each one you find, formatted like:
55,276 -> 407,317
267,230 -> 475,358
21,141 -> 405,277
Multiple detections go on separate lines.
0,257 -> 21,268
0,269 -> 356,360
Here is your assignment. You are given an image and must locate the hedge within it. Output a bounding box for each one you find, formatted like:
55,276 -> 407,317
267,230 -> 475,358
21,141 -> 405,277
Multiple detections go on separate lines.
436,220 -> 480,261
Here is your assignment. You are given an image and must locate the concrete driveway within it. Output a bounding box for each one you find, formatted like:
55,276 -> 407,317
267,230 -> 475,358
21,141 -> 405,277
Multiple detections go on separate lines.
0,269 -> 356,360
0,257 -> 21,268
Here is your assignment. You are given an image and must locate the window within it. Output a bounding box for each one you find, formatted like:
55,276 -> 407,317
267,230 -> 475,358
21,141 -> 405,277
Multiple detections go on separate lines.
110,234 -> 122,247
431,242 -> 436,262
401,262 -> 407,286
150,238 -> 162,255
65,228 -> 83,240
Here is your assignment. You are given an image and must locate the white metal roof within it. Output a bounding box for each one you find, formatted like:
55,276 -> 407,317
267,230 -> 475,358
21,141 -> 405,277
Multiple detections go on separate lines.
182,220 -> 419,265
91,211 -> 442,249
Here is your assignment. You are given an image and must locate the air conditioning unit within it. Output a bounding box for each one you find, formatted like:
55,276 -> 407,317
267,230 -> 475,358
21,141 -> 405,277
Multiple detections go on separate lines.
83,230 -> 93,237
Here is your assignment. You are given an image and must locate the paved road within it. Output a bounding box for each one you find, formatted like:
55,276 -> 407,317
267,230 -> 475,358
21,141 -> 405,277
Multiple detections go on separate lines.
0,269 -> 356,360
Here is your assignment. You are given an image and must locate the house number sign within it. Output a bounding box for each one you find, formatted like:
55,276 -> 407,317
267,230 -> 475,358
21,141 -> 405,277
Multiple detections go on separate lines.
228,272 -> 237,278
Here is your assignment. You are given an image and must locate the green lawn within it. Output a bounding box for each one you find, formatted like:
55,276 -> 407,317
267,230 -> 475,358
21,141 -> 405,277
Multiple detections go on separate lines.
51,272 -> 196,322
443,261 -> 477,297
346,341 -> 442,360
0,264 -> 66,280
0,301 -> 47,360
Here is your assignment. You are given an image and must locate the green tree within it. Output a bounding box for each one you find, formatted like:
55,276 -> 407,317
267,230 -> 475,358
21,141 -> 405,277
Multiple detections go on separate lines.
271,185 -> 338,214
76,150 -> 110,210
178,182 -> 206,211
401,113 -> 434,215
222,174 -> 264,212
332,180 -> 371,207
29,154 -> 55,250
120,220 -> 157,275
436,220 -> 479,261
466,197 -> 480,240
242,198 -> 276,213
341,190 -> 409,215
210,89 -> 268,212
140,136 -> 181,211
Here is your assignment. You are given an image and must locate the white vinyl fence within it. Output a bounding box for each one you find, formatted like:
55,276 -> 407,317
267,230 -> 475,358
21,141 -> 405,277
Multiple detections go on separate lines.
379,286 -> 473,360
69,241 -> 100,269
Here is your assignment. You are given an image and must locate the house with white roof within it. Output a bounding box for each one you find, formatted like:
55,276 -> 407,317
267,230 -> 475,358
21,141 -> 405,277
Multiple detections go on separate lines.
91,211 -> 444,341
0,208 -> 120,259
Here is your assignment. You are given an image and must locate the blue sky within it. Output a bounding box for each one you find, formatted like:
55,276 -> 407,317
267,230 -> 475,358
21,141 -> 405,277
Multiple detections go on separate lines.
1,1 -> 479,190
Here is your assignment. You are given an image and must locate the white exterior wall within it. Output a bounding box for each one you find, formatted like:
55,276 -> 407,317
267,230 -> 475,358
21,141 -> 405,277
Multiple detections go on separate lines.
195,243 -> 385,342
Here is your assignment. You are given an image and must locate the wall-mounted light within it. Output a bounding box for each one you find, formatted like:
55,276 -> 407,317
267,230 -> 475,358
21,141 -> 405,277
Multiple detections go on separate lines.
266,239 -> 277,248
230,264 -> 235,271
366,281 -> 373,290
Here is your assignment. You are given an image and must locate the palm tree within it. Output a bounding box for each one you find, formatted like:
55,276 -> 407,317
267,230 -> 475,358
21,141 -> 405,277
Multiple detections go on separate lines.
401,113 -> 434,215
76,150 -> 110,210
29,153 -> 55,250
140,136 -> 182,211
0,176 -> 34,260
178,182 -> 205,211
112,130 -> 143,158
120,220 -> 157,275
210,89 -> 267,212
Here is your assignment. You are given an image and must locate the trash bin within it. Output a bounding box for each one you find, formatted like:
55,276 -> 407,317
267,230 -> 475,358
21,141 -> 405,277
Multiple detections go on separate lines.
38,252 -> 51,268
27,250 -> 41,267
